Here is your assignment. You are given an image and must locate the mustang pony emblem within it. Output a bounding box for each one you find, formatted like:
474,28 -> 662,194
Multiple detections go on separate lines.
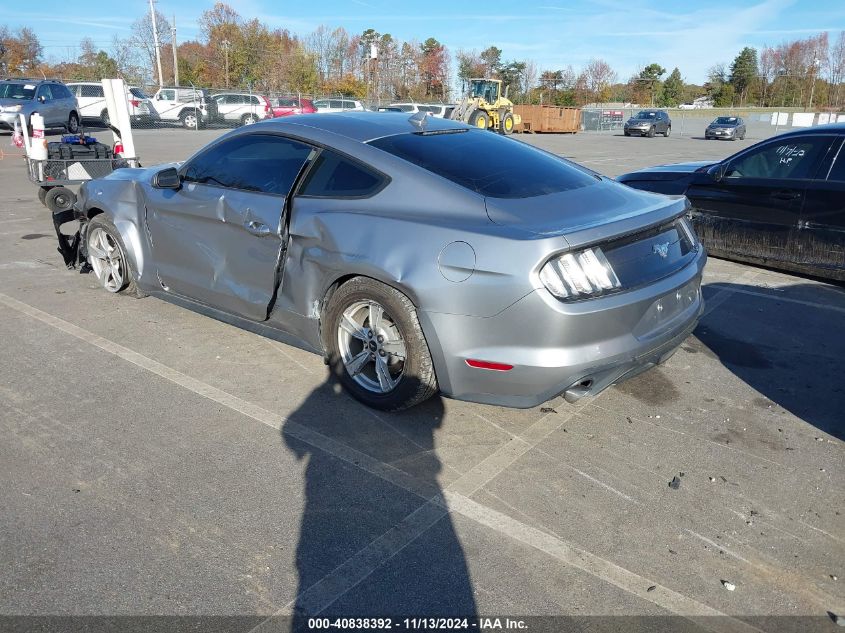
653,242 -> 670,258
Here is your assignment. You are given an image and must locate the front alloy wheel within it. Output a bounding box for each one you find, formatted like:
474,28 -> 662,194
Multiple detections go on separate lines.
87,226 -> 127,293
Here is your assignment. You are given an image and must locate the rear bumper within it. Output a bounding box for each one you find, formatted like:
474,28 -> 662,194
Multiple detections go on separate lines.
420,249 -> 706,408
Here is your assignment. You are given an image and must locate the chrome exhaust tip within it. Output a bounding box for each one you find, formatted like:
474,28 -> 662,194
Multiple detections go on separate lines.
563,379 -> 593,404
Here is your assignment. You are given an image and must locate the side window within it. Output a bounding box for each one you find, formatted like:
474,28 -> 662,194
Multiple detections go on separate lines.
725,137 -> 832,180
183,134 -> 313,196
299,150 -> 385,197
54,84 -> 73,99
158,90 -> 175,101
36,85 -> 53,101
250,96 -> 260,105
329,100 -> 343,109
313,100 -> 327,109
80,85 -> 103,98
397,104 -> 414,112
68,85 -> 80,97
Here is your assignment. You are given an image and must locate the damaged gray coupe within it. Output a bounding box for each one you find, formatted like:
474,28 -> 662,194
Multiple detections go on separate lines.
65,113 -> 706,410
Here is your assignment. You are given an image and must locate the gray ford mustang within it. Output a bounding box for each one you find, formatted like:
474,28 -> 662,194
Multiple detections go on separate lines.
68,112 -> 706,411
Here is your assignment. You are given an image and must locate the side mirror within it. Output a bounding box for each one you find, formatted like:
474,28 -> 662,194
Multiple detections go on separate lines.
706,163 -> 725,182
38,95 -> 46,103
153,167 -> 181,190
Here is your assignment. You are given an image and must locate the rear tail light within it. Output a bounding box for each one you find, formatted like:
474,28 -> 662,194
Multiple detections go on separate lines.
539,246 -> 621,301
129,99 -> 140,108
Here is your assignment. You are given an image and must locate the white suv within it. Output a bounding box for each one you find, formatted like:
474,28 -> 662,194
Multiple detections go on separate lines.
312,98 -> 364,113
151,87 -> 218,129
66,82 -> 159,127
210,92 -> 273,126
388,103 -> 449,118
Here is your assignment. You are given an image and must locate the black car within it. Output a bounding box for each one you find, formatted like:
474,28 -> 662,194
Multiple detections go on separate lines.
705,116 -> 746,141
617,124 -> 845,280
624,110 -> 671,137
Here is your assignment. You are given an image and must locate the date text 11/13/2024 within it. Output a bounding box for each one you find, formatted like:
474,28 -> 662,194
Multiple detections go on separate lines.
306,617 -> 528,630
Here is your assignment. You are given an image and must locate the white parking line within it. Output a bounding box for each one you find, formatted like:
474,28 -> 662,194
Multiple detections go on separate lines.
0,292 -> 775,630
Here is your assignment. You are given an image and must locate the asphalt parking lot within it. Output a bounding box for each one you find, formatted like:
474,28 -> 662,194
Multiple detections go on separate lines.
0,123 -> 843,632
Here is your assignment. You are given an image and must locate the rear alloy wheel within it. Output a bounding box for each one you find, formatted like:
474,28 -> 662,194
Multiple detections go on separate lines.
44,186 -> 76,213
85,215 -> 144,297
241,113 -> 258,126
180,110 -> 199,130
325,277 -> 437,411
469,110 -> 490,130
67,112 -> 80,134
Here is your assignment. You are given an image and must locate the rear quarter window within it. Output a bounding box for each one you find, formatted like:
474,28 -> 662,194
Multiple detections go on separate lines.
299,150 -> 386,198
369,130 -> 596,198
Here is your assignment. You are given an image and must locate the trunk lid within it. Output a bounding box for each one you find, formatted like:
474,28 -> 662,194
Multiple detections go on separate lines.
484,177 -> 690,249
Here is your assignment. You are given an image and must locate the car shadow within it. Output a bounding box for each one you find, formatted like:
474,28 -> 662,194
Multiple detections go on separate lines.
280,378 -> 477,628
693,281 -> 845,440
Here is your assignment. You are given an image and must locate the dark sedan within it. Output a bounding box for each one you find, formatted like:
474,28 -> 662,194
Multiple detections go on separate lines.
705,116 -> 746,141
617,124 -> 845,281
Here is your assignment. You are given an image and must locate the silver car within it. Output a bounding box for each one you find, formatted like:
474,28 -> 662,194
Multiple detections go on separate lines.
67,113 -> 706,411
0,79 -> 80,133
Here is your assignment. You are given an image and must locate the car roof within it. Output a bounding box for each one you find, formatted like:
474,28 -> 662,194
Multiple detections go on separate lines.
773,122 -> 845,138
250,111 -> 470,143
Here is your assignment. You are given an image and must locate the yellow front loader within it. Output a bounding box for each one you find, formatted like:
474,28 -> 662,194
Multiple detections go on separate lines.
449,78 -> 521,135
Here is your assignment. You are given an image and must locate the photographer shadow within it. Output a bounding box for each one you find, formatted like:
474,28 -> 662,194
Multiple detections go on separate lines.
281,379 -> 477,630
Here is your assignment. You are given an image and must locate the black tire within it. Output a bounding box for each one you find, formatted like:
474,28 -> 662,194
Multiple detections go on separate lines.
499,112 -> 515,135
647,126 -> 656,138
180,109 -> 200,130
624,130 -> 631,136
664,126 -> 671,137
324,277 -> 438,411
85,215 -> 146,298
44,186 -> 76,213
67,112 -> 80,134
241,113 -> 258,126
469,110 -> 490,130
100,109 -> 110,128
37,186 -> 51,207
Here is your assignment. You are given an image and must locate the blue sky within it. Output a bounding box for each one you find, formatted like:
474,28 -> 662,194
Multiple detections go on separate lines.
10,0 -> 845,84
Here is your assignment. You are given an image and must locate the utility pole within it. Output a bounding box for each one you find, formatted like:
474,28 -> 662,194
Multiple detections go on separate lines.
808,54 -> 819,110
171,15 -> 178,86
148,0 -> 164,88
221,39 -> 231,88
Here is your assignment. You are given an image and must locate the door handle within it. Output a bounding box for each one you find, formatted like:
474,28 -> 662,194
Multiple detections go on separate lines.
770,190 -> 800,201
244,220 -> 272,237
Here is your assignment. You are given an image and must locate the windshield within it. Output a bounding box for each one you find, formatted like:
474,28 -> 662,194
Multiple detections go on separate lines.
714,117 -> 738,125
470,81 -> 498,101
0,82 -> 35,100
634,111 -> 657,119
369,129 -> 596,198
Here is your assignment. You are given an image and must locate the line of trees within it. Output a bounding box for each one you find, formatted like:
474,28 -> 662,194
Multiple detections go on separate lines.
2,8 -> 844,109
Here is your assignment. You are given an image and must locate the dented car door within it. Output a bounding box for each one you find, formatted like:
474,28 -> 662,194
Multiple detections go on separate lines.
144,133 -> 314,321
